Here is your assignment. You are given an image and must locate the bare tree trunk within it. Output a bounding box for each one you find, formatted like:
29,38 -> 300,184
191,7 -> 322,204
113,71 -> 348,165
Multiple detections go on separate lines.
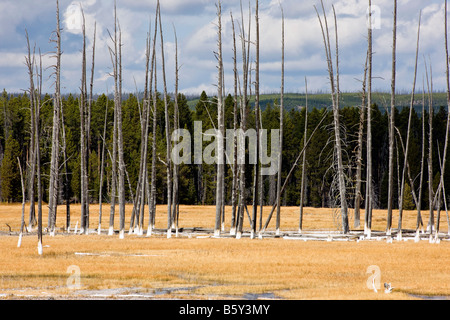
365,0 -> 374,237
172,25 -> 180,236
36,51 -> 43,255
251,0 -> 260,239
315,2 -> 349,234
387,0 -> 397,236
18,158 -> 25,247
275,3 -> 284,236
48,0 -> 62,236
355,50 -> 368,229
236,1 -> 251,239
148,6 -> 159,236
108,3 -> 120,237
117,19 -> 126,240
299,77 -> 308,233
80,7 -> 88,235
25,31 -> 37,232
398,12 -> 421,241
98,99 -> 108,234
230,12 -> 239,236
425,61 -> 434,236
214,1 -> 225,237
434,0 -> 450,238
84,22 -> 96,234
158,2 -> 173,238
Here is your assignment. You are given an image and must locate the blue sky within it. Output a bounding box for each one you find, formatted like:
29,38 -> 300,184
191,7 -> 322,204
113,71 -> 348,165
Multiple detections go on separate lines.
0,0 -> 448,97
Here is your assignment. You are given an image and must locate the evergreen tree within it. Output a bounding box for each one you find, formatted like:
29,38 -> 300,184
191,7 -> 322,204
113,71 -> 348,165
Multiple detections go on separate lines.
0,135 -> 21,202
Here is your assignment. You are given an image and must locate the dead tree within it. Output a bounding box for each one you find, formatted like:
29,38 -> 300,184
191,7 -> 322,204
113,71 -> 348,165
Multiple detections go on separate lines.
108,2 -> 120,237
398,11 -> 421,241
275,3 -> 284,236
299,77 -> 309,233
354,49 -> 368,229
48,0 -> 62,236
80,7 -> 88,234
172,25 -> 181,236
25,30 -> 37,232
387,0 -> 397,236
214,1 -> 225,237
158,2 -> 173,238
315,1 -> 349,234
98,97 -> 108,234
251,0 -> 261,239
147,3 -> 160,236
230,11 -> 239,235
236,1 -> 252,239
365,0 -> 374,237
18,158 -> 25,248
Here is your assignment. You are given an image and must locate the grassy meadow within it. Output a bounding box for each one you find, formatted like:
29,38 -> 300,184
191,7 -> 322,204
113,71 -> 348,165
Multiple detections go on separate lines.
0,204 -> 449,300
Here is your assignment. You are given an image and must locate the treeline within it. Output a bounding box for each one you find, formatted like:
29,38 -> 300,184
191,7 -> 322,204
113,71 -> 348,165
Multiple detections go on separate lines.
1,88 -> 449,211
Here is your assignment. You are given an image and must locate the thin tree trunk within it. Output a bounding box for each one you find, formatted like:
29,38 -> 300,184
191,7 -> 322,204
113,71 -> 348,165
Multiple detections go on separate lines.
435,0 -> 450,238
230,12 -> 239,236
315,2 -> 349,234
98,99 -> 108,234
80,7 -> 87,234
214,1 -> 225,237
108,3 -> 120,237
398,12 -> 421,241
172,25 -> 180,236
299,77 -> 308,233
48,0 -> 62,236
387,0 -> 397,236
147,4 -> 159,236
275,3 -> 284,236
355,49 -> 368,229
365,0 -> 374,237
425,60 -> 434,235
251,0 -> 260,239
18,158 -> 25,247
25,30 -> 37,232
236,1 -> 251,239
36,51 -> 43,255
158,1 -> 173,238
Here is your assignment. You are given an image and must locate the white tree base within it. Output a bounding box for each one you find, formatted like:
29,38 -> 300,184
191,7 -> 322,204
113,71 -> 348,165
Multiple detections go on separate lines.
38,241 -> 43,255
119,230 -> 125,239
108,226 -> 114,236
17,233 -> 23,248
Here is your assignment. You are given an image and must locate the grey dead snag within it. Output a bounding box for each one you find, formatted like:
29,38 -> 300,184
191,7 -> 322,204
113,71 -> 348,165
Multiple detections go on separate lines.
355,49 -> 368,229
48,0 -> 62,236
173,24 -> 181,236
236,1 -> 252,239
251,0 -> 261,239
80,6 -> 88,234
230,11 -> 239,236
387,0 -> 397,236
214,1 -> 225,238
158,1 -> 173,238
25,30 -> 37,232
365,0 -> 374,237
299,77 -> 309,233
398,11 -> 421,241
275,2 -> 284,236
315,1 -> 349,234
148,3 -> 159,236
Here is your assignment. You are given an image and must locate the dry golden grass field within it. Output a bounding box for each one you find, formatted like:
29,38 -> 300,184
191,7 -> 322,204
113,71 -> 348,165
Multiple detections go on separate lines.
0,203 -> 449,300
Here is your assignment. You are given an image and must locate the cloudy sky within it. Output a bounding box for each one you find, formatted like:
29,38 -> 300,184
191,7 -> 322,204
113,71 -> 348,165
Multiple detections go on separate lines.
0,0 -> 448,96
